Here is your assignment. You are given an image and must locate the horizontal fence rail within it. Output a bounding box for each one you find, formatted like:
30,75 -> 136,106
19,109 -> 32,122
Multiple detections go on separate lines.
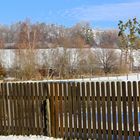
0,81 -> 140,140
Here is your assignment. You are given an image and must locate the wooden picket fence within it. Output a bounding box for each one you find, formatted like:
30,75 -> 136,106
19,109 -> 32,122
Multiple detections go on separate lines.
0,81 -> 140,140
49,81 -> 140,139
0,82 -> 49,135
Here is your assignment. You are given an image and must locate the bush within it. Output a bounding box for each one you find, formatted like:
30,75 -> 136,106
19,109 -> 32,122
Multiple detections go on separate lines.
0,64 -> 6,78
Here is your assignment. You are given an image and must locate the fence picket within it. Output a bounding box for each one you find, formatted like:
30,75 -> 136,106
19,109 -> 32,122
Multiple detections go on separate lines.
30,83 -> 36,134
86,82 -> 91,138
0,83 -> 3,133
8,83 -> 14,133
133,81 -> 139,139
50,83 -> 55,137
72,82 -> 77,138
111,82 -> 117,140
16,83 -> 22,134
91,82 -> 96,139
12,83 -> 19,134
38,82 -> 45,134
139,81 -> 140,135
127,81 -> 133,139
23,83 -> 28,134
122,82 -> 128,140
68,82 -> 73,138
116,82 -> 122,140
96,82 -> 102,140
32,83 -> 38,134
106,82 -> 112,140
59,83 -> 63,137
101,82 -> 107,140
54,83 -> 59,137
77,82 -> 82,138
1,84 -> 5,134
81,82 -> 86,139
4,83 -> 10,134
63,82 -> 68,138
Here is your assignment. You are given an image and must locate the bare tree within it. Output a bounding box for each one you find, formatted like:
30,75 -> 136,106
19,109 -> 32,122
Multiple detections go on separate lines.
0,35 -> 7,78
13,21 -> 41,80
94,49 -> 119,74
99,30 -> 119,48
86,50 -> 97,75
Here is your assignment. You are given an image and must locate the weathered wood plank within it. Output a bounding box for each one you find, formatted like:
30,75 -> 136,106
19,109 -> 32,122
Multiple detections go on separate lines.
16,83 -> 23,134
68,82 -> 73,138
101,82 -> 107,140
38,82 -> 45,134
91,82 -> 96,139
63,82 -> 68,138
12,83 -> 19,134
86,82 -> 91,139
4,83 -> 10,134
77,82 -> 82,139
116,82 -> 122,140
0,83 -> 3,133
133,81 -> 139,139
34,83 -> 40,134
106,82 -> 112,140
96,82 -> 102,140
59,83 -> 63,137
72,82 -> 77,138
81,82 -> 86,139
127,81 -> 133,140
138,81 -> 140,137
30,83 -> 36,134
27,83 -> 33,134
50,83 -> 55,137
1,83 -> 6,134
54,83 -> 59,137
111,82 -> 117,140
122,82 -> 128,140
23,83 -> 29,134
8,83 -> 14,134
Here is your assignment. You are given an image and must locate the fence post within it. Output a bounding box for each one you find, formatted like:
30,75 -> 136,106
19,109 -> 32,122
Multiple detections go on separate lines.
45,99 -> 51,136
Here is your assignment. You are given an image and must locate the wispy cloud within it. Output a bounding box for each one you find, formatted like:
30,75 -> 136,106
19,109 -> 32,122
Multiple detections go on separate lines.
61,2 -> 140,22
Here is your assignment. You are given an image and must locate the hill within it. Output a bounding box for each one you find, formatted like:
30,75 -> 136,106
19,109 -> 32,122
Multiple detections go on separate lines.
0,22 -> 119,49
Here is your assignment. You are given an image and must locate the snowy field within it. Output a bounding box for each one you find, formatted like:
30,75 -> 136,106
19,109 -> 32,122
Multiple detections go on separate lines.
8,73 -> 140,83
0,135 -> 62,140
41,73 -> 140,82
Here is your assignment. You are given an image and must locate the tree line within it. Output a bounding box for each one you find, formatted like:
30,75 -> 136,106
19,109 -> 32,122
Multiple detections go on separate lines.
0,19 -> 139,80
0,20 -> 118,49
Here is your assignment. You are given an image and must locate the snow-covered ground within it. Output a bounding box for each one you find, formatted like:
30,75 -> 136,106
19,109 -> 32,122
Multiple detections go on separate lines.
41,73 -> 140,82
0,135 -> 62,140
6,73 -> 140,83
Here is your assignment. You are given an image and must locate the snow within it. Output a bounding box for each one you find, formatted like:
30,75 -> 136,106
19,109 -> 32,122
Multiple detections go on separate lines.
6,73 -> 140,83
42,73 -> 140,82
1,48 -> 140,68
7,73 -> 140,83
0,135 -> 62,140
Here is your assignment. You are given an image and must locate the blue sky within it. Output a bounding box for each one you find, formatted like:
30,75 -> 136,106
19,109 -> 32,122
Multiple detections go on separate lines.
0,0 -> 139,29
